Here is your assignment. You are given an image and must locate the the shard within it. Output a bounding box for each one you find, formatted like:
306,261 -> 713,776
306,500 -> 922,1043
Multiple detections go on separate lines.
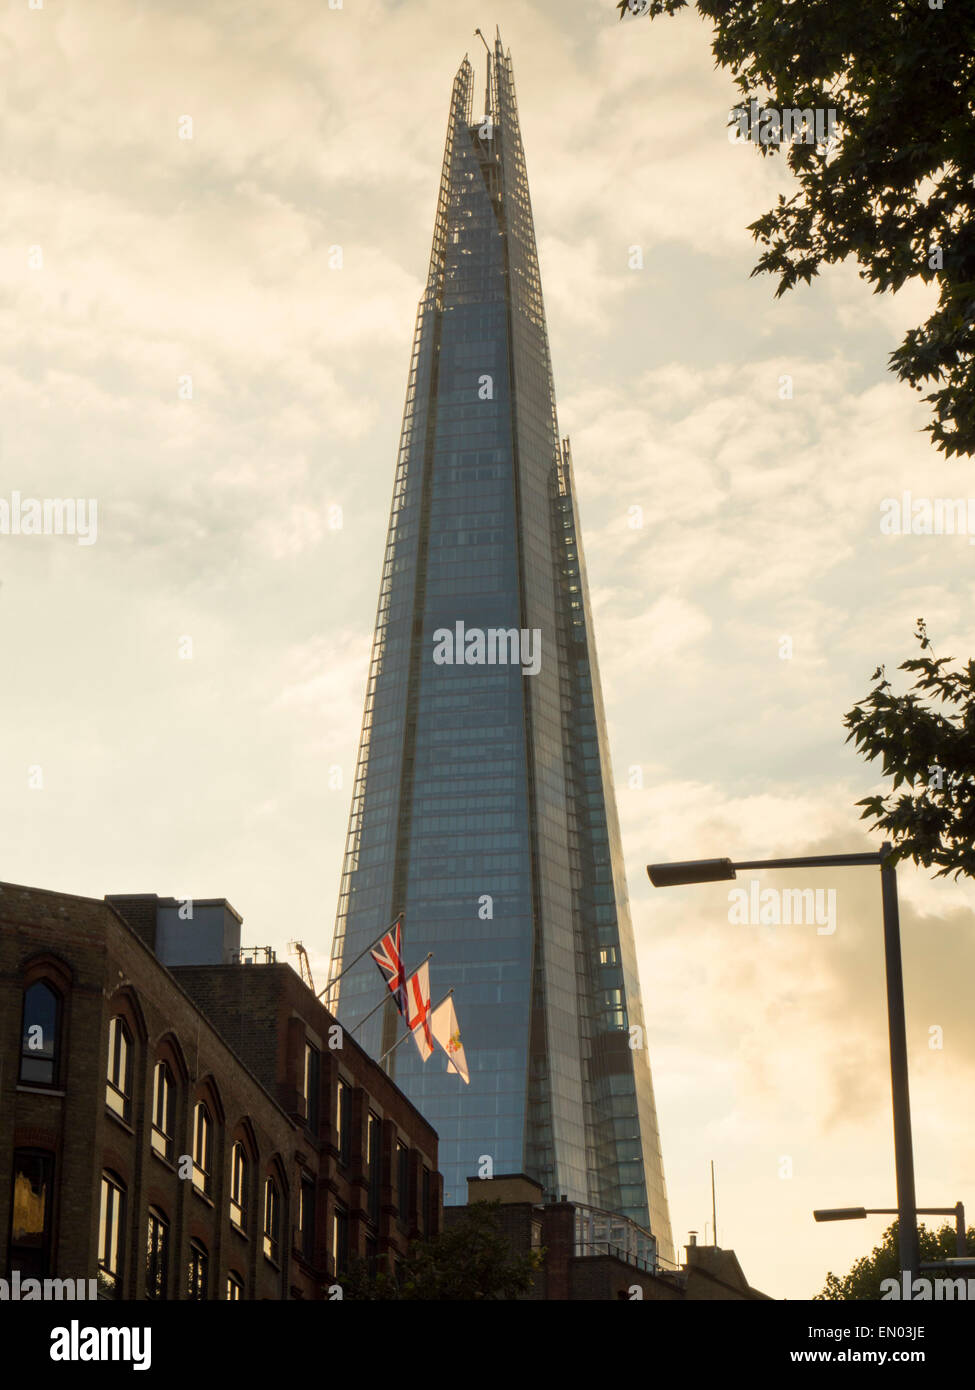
328,32 -> 674,1265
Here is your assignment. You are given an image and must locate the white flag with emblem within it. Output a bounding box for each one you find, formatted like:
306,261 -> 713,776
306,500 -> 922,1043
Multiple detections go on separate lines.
430,995 -> 469,1084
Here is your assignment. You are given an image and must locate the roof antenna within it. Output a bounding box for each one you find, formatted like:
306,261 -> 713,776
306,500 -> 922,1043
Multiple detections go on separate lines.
473,27 -> 491,118
711,1159 -> 718,1247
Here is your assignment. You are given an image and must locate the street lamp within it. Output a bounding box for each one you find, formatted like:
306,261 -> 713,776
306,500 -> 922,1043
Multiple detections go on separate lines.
646,843 -> 920,1283
814,1203 -> 967,1259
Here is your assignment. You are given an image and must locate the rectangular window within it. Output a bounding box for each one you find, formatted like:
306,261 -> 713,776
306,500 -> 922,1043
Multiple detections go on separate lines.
396,1142 -> 408,1223
303,1043 -> 320,1134
145,1209 -> 169,1300
367,1114 -> 381,1226
336,1079 -> 350,1167
97,1173 -> 125,1296
10,1150 -> 54,1280
421,1166 -> 431,1237
299,1176 -> 316,1263
226,1272 -> 244,1300
331,1206 -> 348,1276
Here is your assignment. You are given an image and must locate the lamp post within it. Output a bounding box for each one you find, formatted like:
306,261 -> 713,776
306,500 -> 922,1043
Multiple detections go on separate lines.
814,1203 -> 966,1259
646,843 -> 920,1284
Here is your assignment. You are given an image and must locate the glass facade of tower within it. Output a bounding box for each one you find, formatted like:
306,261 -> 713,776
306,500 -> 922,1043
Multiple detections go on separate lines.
329,37 -> 674,1265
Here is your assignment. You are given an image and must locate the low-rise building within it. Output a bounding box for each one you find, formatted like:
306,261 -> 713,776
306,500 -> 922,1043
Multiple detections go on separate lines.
446,1174 -> 771,1300
0,880 -> 440,1299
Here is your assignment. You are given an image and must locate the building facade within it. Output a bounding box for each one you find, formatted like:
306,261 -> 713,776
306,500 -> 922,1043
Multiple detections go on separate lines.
327,33 -> 674,1262
0,881 -> 440,1298
168,946 -> 442,1279
446,1176 -> 770,1301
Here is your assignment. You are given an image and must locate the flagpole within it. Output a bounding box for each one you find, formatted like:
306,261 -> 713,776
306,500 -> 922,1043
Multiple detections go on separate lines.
317,911 -> 404,1005
348,953 -> 434,1033
378,987 -> 453,1065
346,993 -> 388,1035
377,1025 -> 415,1066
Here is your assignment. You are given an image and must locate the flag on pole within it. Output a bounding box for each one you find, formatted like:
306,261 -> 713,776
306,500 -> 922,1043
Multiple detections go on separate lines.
369,915 -> 408,1018
431,995 -> 469,1084
405,961 -> 435,1060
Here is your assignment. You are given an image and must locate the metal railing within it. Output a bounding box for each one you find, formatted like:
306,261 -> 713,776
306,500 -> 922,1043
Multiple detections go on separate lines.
573,1203 -> 658,1273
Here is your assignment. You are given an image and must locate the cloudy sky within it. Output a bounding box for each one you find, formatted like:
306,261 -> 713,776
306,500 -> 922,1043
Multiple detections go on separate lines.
3,0 -> 972,1299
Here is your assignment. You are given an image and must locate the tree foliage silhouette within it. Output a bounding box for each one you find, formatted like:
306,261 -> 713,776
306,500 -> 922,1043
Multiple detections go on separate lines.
816,1219 -> 974,1300
337,1201 -> 542,1300
845,622 -> 975,879
618,0 -> 975,457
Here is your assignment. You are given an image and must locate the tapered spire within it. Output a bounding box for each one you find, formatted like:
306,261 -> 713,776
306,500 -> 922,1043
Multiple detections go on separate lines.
328,44 -> 674,1266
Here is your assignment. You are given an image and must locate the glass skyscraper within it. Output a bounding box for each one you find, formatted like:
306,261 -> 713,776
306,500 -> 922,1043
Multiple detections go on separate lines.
328,33 -> 674,1265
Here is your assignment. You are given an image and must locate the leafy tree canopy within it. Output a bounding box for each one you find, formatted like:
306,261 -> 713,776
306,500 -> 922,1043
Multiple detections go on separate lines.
845,621 -> 975,879
338,1201 -> 542,1300
816,1219 -> 974,1299
617,0 -> 975,457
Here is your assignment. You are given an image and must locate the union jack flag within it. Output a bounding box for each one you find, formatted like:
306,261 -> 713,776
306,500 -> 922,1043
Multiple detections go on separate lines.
369,915 -> 408,1018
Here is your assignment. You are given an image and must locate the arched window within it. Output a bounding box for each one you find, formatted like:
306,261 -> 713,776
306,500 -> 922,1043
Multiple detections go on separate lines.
106,1016 -> 133,1121
186,1239 -> 208,1300
150,1061 -> 175,1160
97,1171 -> 126,1296
192,1103 -> 212,1195
9,1149 -> 54,1279
145,1207 -> 169,1300
226,1270 -> 244,1300
263,1177 -> 280,1263
20,982 -> 61,1086
230,1142 -> 249,1230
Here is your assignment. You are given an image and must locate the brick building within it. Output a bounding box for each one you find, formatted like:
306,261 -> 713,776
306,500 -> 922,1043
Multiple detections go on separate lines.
0,880 -> 440,1299
165,942 -> 443,1278
446,1175 -> 771,1300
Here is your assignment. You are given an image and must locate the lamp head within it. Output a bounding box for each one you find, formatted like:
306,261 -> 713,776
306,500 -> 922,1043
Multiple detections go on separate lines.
646,859 -> 736,888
